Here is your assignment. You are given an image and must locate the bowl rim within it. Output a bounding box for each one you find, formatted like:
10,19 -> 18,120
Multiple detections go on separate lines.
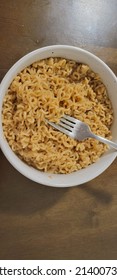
0,44 -> 117,187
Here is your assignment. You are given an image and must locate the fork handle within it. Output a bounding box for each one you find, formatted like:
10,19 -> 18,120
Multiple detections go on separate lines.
90,133 -> 117,150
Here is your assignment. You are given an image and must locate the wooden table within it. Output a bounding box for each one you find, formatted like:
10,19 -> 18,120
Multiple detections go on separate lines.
0,0 -> 117,260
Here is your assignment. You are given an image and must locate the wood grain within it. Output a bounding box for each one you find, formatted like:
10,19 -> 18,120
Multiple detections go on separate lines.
0,0 -> 117,260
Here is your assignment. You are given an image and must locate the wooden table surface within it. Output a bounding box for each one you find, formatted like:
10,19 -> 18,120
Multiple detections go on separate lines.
0,0 -> 117,260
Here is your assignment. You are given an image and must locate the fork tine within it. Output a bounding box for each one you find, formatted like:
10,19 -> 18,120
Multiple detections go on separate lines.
60,117 -> 74,128
59,120 -> 72,131
46,120 -> 72,137
63,114 -> 77,124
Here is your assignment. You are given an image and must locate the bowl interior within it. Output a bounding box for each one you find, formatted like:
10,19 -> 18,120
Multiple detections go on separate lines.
0,45 -> 117,187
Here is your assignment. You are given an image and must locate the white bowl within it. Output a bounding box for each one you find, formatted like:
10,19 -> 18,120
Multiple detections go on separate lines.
0,45 -> 117,187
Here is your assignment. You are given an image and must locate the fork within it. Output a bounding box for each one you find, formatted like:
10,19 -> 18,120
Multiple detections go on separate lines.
46,114 -> 117,150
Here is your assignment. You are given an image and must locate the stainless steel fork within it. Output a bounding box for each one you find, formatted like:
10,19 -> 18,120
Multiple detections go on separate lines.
46,114 -> 117,150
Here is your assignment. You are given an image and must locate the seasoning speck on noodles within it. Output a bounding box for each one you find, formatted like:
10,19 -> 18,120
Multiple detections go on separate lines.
2,58 -> 113,174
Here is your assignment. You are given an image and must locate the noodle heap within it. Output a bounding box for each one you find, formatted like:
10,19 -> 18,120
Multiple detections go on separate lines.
2,58 -> 113,173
